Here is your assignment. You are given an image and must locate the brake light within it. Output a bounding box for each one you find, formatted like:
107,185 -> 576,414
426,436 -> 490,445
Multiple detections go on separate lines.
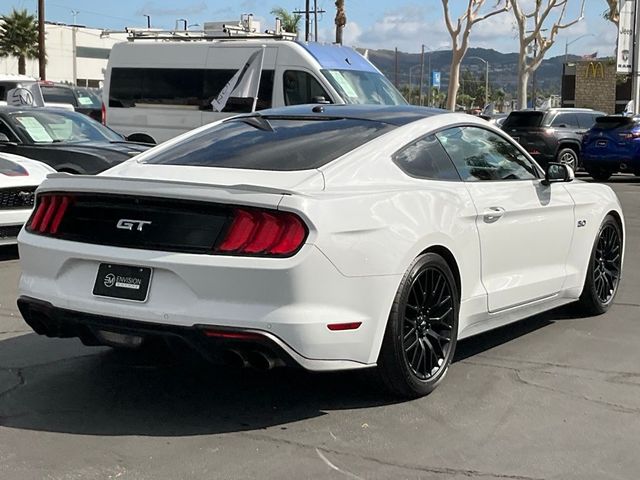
27,194 -> 73,234
216,207 -> 307,256
101,102 -> 106,125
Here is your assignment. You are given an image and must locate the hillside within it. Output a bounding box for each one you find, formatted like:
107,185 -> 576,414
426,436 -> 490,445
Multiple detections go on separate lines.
360,47 -> 593,96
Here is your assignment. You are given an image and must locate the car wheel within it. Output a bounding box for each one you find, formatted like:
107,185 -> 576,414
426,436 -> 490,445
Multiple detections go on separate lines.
556,148 -> 578,171
589,169 -> 612,182
377,253 -> 459,398
575,215 -> 623,316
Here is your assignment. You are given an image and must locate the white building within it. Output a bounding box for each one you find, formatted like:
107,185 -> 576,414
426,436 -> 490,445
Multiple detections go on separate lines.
0,22 -> 128,86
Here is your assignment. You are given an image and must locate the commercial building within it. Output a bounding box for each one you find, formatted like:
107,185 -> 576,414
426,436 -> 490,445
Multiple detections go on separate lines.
0,22 -> 128,86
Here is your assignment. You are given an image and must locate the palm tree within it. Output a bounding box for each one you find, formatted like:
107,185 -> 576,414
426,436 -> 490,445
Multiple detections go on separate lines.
0,9 -> 39,75
335,0 -> 346,44
270,7 -> 301,34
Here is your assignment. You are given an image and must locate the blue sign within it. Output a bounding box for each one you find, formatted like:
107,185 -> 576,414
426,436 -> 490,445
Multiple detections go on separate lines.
432,71 -> 441,89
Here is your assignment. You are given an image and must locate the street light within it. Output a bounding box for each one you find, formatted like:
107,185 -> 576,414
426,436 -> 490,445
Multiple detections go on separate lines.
467,56 -> 489,110
564,33 -> 596,62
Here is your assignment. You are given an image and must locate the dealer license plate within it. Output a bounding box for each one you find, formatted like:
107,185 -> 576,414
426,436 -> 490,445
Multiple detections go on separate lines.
93,263 -> 152,302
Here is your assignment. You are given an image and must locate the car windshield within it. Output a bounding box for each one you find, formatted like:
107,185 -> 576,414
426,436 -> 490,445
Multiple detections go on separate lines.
502,111 -> 545,129
9,110 -> 121,144
142,116 -> 394,170
322,69 -> 407,106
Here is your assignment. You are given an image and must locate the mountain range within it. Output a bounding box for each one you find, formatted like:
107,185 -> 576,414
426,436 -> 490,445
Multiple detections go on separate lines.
359,47 -> 602,97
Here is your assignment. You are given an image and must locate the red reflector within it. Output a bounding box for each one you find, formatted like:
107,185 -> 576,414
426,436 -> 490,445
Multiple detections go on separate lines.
268,213 -> 306,255
243,211 -> 283,254
50,196 -> 70,234
218,209 -> 259,252
202,329 -> 263,340
38,196 -> 59,233
101,102 -> 106,125
29,196 -> 50,231
327,322 -> 362,331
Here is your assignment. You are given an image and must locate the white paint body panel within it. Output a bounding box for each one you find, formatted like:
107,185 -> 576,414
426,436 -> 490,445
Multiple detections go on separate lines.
18,114 -> 625,370
0,153 -> 54,245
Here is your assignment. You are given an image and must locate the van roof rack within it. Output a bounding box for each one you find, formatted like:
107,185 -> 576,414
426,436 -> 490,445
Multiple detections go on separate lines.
101,14 -> 297,42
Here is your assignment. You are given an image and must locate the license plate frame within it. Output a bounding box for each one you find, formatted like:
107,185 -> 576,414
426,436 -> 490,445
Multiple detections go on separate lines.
92,263 -> 152,302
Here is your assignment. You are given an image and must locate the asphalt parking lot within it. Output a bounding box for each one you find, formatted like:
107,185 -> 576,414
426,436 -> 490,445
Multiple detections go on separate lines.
0,176 -> 639,480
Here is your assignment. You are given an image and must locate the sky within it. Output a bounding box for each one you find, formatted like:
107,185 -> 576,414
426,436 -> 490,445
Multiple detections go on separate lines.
1,0 -> 618,58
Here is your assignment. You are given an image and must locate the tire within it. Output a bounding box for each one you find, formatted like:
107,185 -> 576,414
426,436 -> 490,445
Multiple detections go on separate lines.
588,169 -> 612,182
575,215 -> 623,316
556,147 -> 579,171
377,253 -> 459,398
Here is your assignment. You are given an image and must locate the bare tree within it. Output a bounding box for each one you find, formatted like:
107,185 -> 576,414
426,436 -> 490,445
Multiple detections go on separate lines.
441,0 -> 509,111
510,0 -> 586,109
603,0 -> 619,28
335,0 -> 346,44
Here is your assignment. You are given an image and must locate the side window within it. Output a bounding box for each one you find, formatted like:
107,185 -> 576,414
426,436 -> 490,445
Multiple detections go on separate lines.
394,135 -> 460,181
576,112 -> 598,129
436,126 -> 539,182
551,113 -> 578,128
283,70 -> 331,106
203,69 -> 274,113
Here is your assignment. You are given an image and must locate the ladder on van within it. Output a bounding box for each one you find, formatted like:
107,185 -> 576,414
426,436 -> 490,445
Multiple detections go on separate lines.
101,14 -> 298,42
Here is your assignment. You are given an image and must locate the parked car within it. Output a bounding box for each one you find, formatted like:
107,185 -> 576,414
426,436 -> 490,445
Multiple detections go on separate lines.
39,82 -> 102,122
0,107 -> 150,174
581,115 -> 640,181
501,108 -> 604,170
17,105 -> 624,398
0,152 -> 55,246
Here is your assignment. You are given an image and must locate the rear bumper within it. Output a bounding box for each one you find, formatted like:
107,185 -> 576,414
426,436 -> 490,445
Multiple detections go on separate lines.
17,230 -> 401,370
0,208 -> 30,245
581,152 -> 640,172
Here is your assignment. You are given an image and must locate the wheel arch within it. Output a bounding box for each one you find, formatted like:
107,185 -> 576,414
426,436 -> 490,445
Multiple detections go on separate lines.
419,245 -> 462,302
556,140 -> 581,156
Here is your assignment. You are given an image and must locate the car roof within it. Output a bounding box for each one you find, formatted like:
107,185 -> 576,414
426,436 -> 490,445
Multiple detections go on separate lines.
252,104 -> 446,127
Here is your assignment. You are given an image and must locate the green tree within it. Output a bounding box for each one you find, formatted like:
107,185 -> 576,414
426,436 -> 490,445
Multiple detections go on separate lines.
270,7 -> 302,34
0,9 -> 39,75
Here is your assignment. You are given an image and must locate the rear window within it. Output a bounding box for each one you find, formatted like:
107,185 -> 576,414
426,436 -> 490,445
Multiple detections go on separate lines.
502,112 -> 544,129
143,116 -> 393,170
594,116 -> 639,130
41,86 -> 77,106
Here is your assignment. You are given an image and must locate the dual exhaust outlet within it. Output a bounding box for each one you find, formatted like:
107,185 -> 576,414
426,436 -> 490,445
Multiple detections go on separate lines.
223,348 -> 284,371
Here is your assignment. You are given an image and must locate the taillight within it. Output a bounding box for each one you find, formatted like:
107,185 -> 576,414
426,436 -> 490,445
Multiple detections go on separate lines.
216,207 -> 307,257
27,194 -> 73,235
101,102 -> 106,125
620,130 -> 640,140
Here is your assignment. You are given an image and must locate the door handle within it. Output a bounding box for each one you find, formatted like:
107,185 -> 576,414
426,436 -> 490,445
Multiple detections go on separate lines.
483,207 -> 505,223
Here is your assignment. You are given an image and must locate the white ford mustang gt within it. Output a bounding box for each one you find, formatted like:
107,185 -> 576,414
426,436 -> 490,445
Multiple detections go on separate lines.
17,105 -> 624,397
0,152 -> 54,246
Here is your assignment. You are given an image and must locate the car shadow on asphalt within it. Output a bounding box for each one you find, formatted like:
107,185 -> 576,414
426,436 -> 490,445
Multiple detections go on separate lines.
0,305 -> 573,437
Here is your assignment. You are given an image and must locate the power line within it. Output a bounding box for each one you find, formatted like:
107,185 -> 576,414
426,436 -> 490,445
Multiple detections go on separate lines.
293,4 -> 326,41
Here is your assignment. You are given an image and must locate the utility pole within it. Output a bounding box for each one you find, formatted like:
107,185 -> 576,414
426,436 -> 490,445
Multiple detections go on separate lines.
293,3 -> 326,42
419,44 -> 425,106
143,14 -> 151,29
305,0 -> 310,41
37,0 -> 46,80
394,47 -> 398,87
71,10 -> 79,86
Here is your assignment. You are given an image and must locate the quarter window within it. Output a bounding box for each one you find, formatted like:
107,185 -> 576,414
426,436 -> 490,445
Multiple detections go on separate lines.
436,127 -> 538,182
394,135 -> 460,180
283,70 -> 331,106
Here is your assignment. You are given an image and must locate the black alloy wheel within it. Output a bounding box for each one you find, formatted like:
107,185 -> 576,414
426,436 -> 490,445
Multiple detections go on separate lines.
576,215 -> 623,315
378,253 -> 459,398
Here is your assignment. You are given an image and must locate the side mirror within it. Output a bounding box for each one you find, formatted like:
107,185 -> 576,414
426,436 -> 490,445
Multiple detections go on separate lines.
556,123 -> 568,128
542,162 -> 574,185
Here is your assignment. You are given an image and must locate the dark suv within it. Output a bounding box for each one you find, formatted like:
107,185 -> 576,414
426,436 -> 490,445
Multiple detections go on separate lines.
501,108 -> 604,170
39,82 -> 102,122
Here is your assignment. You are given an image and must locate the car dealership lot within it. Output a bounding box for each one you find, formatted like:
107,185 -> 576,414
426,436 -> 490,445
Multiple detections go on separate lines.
0,176 -> 639,480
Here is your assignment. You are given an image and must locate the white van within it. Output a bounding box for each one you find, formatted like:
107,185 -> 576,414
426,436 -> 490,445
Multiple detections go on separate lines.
103,36 -> 406,143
